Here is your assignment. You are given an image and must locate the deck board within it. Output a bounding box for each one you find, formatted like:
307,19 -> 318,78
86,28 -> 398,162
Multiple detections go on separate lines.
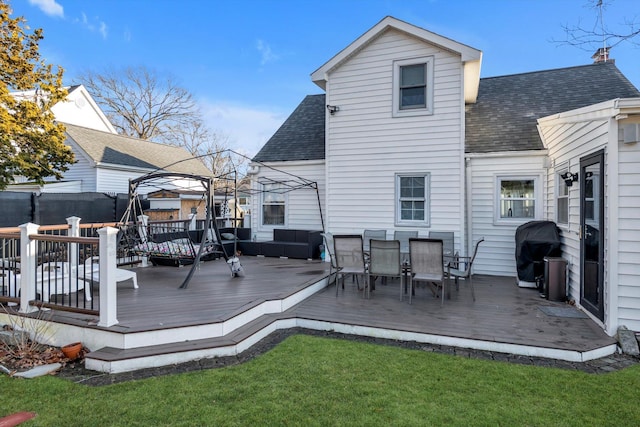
50,256 -> 615,354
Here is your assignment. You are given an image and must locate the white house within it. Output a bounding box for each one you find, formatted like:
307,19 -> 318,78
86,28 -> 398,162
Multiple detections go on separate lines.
249,16 -> 640,336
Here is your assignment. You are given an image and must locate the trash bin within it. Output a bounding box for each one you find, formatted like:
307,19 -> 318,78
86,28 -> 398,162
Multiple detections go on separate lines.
544,257 -> 567,301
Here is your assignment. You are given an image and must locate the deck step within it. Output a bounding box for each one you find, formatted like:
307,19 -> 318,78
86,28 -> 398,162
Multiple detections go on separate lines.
85,313 -> 294,372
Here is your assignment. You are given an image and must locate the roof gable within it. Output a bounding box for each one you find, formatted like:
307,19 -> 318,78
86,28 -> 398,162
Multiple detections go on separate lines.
311,16 -> 482,103
64,123 -> 212,176
252,94 -> 325,163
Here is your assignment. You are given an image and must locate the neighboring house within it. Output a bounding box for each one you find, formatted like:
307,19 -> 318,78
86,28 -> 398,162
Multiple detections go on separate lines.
250,16 -> 640,335
51,85 -> 118,134
61,123 -> 212,194
7,86 -> 212,195
10,84 -> 116,135
145,188 -> 244,224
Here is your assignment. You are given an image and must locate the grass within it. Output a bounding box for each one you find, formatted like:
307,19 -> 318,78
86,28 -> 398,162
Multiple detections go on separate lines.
3,334 -> 640,426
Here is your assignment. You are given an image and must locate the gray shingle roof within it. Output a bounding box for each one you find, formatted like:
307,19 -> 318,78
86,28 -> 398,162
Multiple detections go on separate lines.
252,94 -> 325,162
465,62 -> 640,153
253,63 -> 639,161
63,123 -> 212,176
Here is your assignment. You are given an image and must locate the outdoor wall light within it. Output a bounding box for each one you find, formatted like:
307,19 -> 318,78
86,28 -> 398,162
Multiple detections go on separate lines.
326,104 -> 339,115
560,171 -> 579,187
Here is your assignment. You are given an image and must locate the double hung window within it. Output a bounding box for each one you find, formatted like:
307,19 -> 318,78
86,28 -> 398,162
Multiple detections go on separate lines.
396,174 -> 429,226
261,183 -> 285,226
556,169 -> 569,226
393,57 -> 434,117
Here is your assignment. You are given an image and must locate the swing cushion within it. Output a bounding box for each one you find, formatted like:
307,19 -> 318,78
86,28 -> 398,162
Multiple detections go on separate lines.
221,233 -> 237,240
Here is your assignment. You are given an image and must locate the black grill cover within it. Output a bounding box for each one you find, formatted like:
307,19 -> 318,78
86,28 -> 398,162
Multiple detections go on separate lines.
515,221 -> 562,282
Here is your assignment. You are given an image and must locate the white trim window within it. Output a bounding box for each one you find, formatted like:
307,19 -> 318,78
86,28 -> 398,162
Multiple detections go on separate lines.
495,175 -> 541,223
396,173 -> 429,226
392,56 -> 434,117
556,168 -> 569,226
261,183 -> 286,226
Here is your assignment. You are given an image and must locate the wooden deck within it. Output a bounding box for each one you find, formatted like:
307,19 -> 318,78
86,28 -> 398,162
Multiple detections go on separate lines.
42,256 -> 616,372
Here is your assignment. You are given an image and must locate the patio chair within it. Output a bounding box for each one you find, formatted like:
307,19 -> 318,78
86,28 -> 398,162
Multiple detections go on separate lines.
79,257 -> 139,301
36,261 -> 83,302
408,238 -> 449,305
321,232 -> 340,286
363,229 -> 386,253
447,238 -> 484,302
428,231 -> 455,257
333,235 -> 367,296
367,239 -> 403,300
394,230 -> 418,264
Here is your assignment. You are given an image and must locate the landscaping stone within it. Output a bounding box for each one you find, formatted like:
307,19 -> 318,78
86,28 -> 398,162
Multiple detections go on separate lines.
13,363 -> 62,379
0,330 -> 29,346
617,326 -> 640,356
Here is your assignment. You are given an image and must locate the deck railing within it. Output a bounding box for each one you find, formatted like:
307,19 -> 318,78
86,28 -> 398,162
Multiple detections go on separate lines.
0,217 -> 122,327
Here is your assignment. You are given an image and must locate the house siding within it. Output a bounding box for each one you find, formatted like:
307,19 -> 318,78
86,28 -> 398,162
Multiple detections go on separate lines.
250,160 -> 325,241
63,142 -> 98,192
466,153 -> 547,277
542,119 -> 609,311
96,168 -> 146,194
325,29 -> 464,250
536,104 -> 640,334
616,118 -> 640,331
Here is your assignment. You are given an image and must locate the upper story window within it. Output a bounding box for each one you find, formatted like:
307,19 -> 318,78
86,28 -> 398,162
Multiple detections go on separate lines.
396,173 -> 430,226
495,175 -> 541,224
393,57 -> 434,117
400,64 -> 426,109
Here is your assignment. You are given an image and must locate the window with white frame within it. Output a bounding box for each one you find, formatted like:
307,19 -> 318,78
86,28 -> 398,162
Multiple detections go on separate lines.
556,169 -> 569,226
393,57 -> 434,117
396,173 -> 429,225
261,183 -> 285,226
496,176 -> 540,222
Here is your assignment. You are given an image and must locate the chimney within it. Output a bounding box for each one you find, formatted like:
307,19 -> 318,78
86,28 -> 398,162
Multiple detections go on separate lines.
592,47 -> 614,64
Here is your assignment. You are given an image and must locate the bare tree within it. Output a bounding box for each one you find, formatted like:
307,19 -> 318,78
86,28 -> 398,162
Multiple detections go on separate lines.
76,65 -> 247,183
555,0 -> 640,50
163,116 -> 248,188
76,65 -> 198,141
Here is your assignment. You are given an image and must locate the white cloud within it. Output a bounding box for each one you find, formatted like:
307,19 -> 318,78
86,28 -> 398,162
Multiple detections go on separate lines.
76,11 -> 108,39
256,39 -> 279,66
28,0 -> 64,18
200,100 -> 286,158
99,22 -> 108,39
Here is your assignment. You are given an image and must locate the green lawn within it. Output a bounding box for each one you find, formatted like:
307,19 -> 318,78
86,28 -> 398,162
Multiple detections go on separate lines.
3,334 -> 640,426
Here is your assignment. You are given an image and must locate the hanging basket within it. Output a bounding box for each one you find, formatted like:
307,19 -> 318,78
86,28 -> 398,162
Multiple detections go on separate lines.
61,342 -> 82,360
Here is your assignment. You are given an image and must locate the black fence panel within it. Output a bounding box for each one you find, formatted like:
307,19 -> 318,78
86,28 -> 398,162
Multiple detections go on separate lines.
37,193 -> 117,225
0,192 -> 149,227
0,192 -> 33,227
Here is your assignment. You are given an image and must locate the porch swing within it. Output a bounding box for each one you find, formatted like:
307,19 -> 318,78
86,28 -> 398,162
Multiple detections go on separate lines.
119,172 -> 237,289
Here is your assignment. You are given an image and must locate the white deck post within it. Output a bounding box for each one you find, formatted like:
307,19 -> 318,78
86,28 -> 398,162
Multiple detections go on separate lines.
67,216 -> 81,280
189,213 -> 197,230
18,223 -> 40,313
97,227 -> 119,327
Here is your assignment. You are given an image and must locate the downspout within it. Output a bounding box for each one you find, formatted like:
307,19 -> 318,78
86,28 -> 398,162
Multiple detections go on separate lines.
460,63 -> 468,256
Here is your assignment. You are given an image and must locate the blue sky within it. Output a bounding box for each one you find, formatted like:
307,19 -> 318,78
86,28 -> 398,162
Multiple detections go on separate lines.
11,0 -> 640,156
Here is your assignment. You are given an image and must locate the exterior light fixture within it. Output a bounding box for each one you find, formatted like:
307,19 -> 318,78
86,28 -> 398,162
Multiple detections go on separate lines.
560,171 -> 578,187
326,104 -> 339,115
